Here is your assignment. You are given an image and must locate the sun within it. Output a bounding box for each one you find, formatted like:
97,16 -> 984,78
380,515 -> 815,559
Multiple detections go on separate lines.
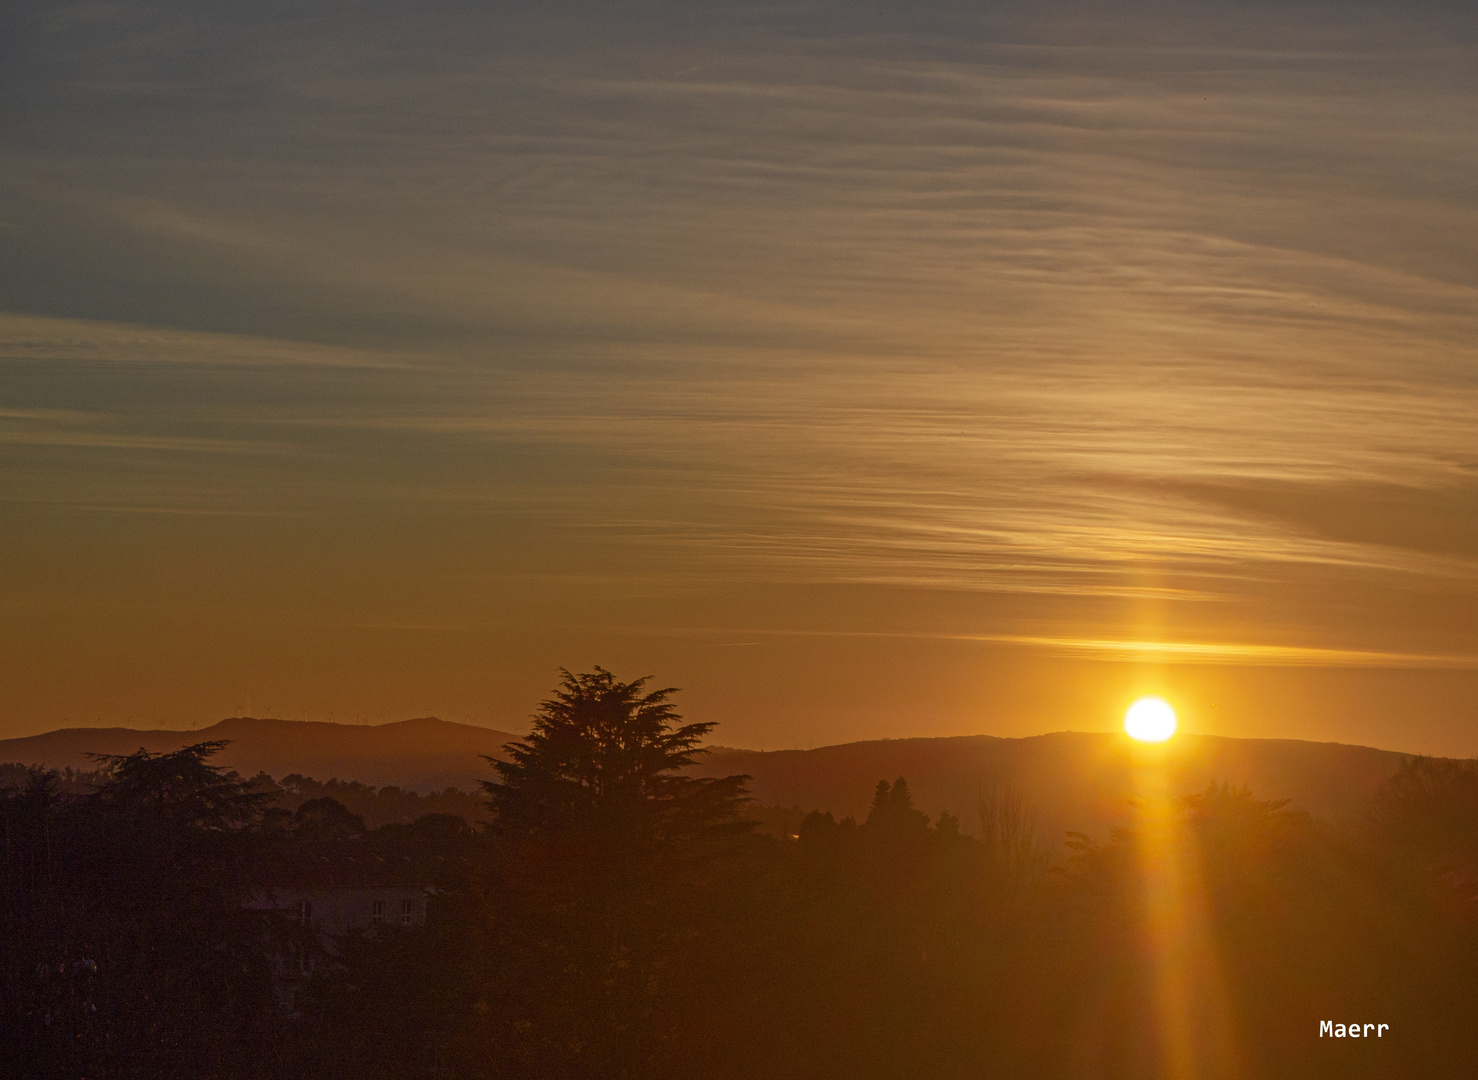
1124,696 -> 1177,742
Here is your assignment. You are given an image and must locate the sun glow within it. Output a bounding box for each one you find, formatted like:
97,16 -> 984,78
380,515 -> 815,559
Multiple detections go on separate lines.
1125,696 -> 1177,742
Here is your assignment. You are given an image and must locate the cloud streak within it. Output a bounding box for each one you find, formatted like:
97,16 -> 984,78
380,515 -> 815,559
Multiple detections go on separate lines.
4,0 -> 1478,741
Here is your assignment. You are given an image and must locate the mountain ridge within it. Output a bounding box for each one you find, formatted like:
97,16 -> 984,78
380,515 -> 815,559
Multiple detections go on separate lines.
694,729 -> 1413,845
0,716 -> 522,793
2,719 -> 1421,843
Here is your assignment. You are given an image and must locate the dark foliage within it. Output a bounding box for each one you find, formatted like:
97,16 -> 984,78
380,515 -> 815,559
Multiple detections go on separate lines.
254,773 -> 490,830
442,668 -> 758,1077
0,743 -> 288,1079
291,796 -> 368,840
483,666 -> 750,848
6,687 -> 1478,1080
866,776 -> 930,832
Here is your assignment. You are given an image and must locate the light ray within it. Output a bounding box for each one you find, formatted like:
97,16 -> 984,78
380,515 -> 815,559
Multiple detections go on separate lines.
1129,747 -> 1245,1080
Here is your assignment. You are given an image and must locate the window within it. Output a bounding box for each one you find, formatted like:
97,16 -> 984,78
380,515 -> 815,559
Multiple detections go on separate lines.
401,898 -> 414,925
298,900 -> 312,926
372,899 -> 385,923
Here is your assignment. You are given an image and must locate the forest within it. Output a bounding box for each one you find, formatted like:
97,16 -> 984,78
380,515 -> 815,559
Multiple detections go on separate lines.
3,669 -> 1476,1079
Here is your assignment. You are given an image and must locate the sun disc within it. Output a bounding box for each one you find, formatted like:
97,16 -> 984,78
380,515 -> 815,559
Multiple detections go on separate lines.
1124,697 -> 1177,742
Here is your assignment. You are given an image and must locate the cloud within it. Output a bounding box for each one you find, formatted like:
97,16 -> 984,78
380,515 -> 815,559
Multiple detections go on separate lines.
3,0 -> 1477,659
608,623 -> 1478,669
0,312 -> 404,369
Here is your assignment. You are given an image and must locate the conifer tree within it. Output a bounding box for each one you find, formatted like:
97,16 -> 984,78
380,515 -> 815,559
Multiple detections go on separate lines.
483,667 -> 750,847
866,777 -> 928,832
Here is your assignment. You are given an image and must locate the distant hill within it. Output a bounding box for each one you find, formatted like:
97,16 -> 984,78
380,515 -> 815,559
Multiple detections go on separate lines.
0,716 -> 521,792
692,732 -> 1413,848
2,720 -> 1419,847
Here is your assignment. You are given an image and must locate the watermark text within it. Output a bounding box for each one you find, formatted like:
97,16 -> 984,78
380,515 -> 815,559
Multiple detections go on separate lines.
1320,1021 -> 1388,1038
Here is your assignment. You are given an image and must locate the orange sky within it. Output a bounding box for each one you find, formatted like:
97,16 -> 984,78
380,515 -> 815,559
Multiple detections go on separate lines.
2,1 -> 1476,754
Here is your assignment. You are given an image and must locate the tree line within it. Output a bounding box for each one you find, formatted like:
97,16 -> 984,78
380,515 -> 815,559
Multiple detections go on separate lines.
4,668 -> 1477,1079
0,762 -> 490,831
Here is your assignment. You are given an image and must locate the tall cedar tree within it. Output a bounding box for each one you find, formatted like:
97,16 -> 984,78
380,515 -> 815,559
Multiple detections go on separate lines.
437,670 -> 754,1079
483,667 -> 750,847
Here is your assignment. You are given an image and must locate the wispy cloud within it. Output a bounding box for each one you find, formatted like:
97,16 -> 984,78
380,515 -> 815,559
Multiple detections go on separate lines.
4,0 -> 1478,739
599,624 -> 1478,669
0,313 -> 406,369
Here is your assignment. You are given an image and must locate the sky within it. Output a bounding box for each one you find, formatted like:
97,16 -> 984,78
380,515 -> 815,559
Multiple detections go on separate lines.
2,0 -> 1477,754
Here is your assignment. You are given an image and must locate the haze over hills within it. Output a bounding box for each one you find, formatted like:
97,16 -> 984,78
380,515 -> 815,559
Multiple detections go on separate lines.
695,732 -> 1414,846
1,717 -> 1420,846
0,716 -> 522,792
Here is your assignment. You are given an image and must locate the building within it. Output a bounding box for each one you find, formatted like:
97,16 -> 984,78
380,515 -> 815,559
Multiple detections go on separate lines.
245,840 -> 468,1008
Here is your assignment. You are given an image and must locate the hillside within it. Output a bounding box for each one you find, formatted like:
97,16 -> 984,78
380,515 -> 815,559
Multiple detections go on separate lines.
0,716 -> 520,792
2,719 -> 1417,847
693,731 -> 1412,848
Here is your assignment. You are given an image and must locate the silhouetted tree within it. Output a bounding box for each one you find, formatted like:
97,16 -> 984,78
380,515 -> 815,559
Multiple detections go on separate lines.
483,666 -> 750,848
292,795 -> 368,840
274,773 -> 489,829
866,776 -> 929,833
88,739 -> 275,829
21,724 -> 1478,1080
978,784 -> 1046,893
1367,756 -> 1478,878
340,668 -> 762,1080
1,743 -> 286,1079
